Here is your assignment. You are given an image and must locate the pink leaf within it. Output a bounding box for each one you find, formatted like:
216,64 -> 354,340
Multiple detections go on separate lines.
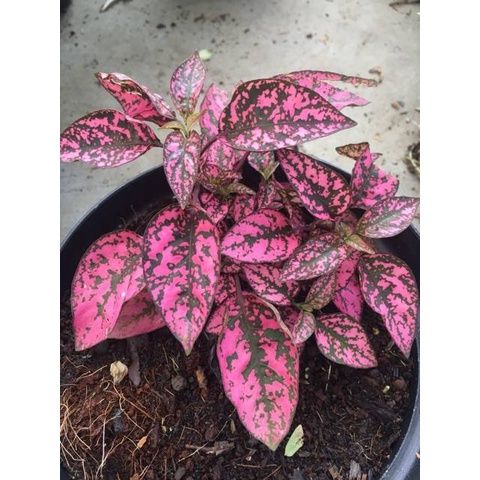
336,251 -> 361,290
315,313 -> 377,368
221,209 -> 302,263
356,197 -> 420,238
305,271 -> 337,310
214,274 -> 237,305
199,162 -> 242,194
243,264 -> 299,306
217,292 -> 299,450
199,190 -> 231,224
332,273 -> 364,321
71,231 -> 145,350
108,289 -> 166,339
199,83 -> 230,138
276,73 -> 370,110
256,181 -> 282,210
358,254 -> 419,356
280,70 -> 378,88
163,130 -> 201,209
230,193 -> 257,222
200,137 -> 245,173
290,310 -> 315,345
60,109 -> 162,166
277,149 -> 351,221
280,233 -> 349,281
143,204 -> 220,354
218,78 -> 356,151
247,151 -> 277,175
206,295 -> 236,335
96,72 -> 176,126
170,51 -> 206,117
280,307 -> 306,353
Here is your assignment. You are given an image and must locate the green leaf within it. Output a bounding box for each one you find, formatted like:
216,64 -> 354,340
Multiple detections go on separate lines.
284,424 -> 304,457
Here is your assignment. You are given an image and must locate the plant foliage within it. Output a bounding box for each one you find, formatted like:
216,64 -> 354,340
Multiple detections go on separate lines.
61,52 -> 419,452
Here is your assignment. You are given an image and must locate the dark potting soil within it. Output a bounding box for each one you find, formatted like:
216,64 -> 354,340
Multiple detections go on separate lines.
60,293 -> 414,480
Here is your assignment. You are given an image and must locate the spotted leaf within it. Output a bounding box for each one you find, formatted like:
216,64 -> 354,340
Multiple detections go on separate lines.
199,190 -> 231,224
71,231 -> 145,351
143,204 -> 220,354
199,163 -> 241,194
201,137 -> 244,172
279,70 -> 378,88
358,254 -> 418,356
315,313 -> 377,368
336,251 -> 361,290
277,149 -> 351,221
214,274 -> 237,305
163,130 -> 201,209
217,292 -> 299,450
290,310 -> 315,345
230,193 -> 257,222
206,295 -> 237,335
280,233 -> 349,282
60,109 -> 162,166
243,264 -> 299,306
332,273 -> 364,321
170,51 -> 206,117
199,83 -> 230,138
108,288 -> 166,339
305,271 -> 337,310
276,73 -> 370,110
247,151 -> 279,179
96,72 -> 176,126
280,307 -> 306,353
218,78 -> 356,151
221,209 -> 302,263
356,197 -> 420,238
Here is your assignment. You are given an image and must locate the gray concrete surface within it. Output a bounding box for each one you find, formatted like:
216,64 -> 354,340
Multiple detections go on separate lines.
60,0 -> 420,242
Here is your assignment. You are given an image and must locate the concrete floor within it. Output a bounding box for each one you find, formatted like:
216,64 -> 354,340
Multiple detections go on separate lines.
60,0 -> 420,242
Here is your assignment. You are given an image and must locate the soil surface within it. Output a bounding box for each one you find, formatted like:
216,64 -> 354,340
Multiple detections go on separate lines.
60,297 -> 414,480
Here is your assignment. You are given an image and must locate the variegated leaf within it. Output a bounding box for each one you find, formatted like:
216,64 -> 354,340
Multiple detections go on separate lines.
280,233 -> 349,281
60,109 -> 162,166
199,83 -> 230,138
108,288 -> 166,339
315,313 -> 377,368
170,51 -> 206,117
221,209 -> 302,263
256,181 -> 281,210
277,149 -> 351,221
279,70 -> 378,88
290,310 -> 315,345
143,204 -> 220,354
305,271 -> 337,310
163,130 -> 201,209
96,72 -> 176,126
206,295 -> 236,335
201,137 -> 244,172
358,254 -> 418,356
336,251 -> 361,290
243,264 -> 299,306
199,190 -> 231,224
247,151 -> 278,177
217,292 -> 299,450
214,274 -> 237,305
344,234 -> 376,254
356,164 -> 399,209
356,197 -> 420,238
71,231 -> 145,350
199,163 -> 241,194
218,78 -> 356,151
276,73 -> 370,110
332,273 -> 364,321
230,193 -> 257,222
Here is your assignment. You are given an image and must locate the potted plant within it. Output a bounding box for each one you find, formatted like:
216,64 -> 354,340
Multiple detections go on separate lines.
60,52 -> 419,479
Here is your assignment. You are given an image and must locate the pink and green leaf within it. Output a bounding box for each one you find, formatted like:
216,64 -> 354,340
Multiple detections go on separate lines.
335,250 -> 361,290
358,254 -> 419,356
243,264 -> 299,306
290,310 -> 315,345
199,190 -> 231,224
214,274 -> 237,305
279,70 -> 378,88
218,78 -> 356,151
277,149 -> 351,221
143,204 -> 220,354
170,51 -> 206,117
96,72 -> 176,126
199,163 -> 242,194
201,137 -> 245,173
163,130 -> 201,209
230,193 -> 257,222
217,292 -> 299,451
71,230 -> 145,351
60,109 -> 162,166
247,151 -> 278,178
304,271 -> 337,310
221,209 -> 302,263
356,197 -> 420,238
280,233 -> 349,281
206,295 -> 237,335
108,288 -> 166,339
315,313 -> 377,368
199,83 -> 230,138
332,273 -> 364,321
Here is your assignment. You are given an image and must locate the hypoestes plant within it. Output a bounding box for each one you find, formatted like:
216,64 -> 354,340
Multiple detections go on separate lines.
61,52 -> 419,452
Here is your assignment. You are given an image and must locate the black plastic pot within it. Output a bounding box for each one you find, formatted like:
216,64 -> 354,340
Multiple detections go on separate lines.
60,164 -> 420,480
